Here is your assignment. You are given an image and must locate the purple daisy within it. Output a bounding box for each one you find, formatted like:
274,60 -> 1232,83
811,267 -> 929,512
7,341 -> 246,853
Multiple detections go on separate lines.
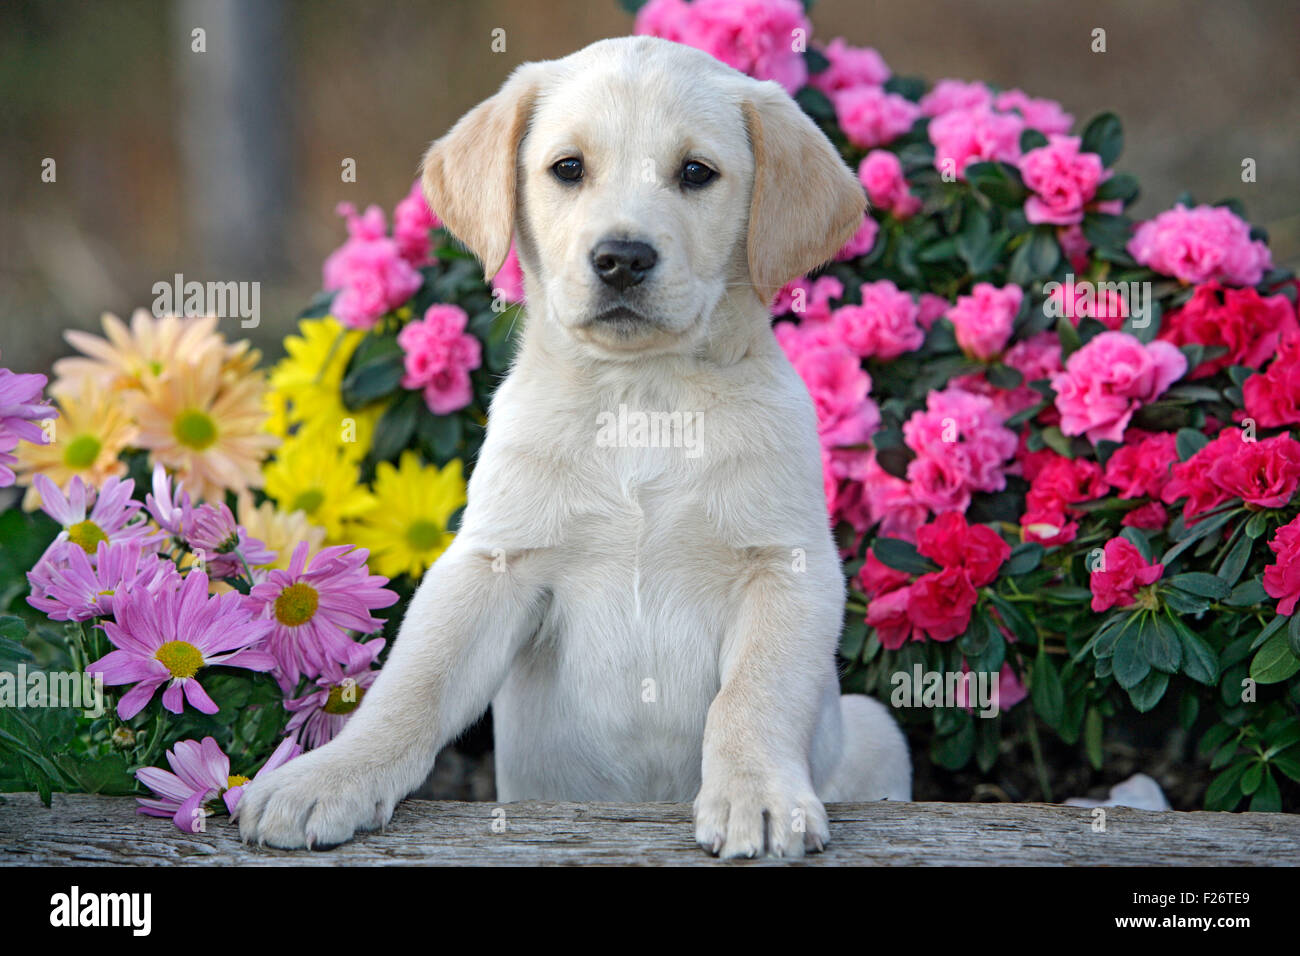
245,541 -> 397,693
27,538 -> 177,622
34,473 -> 160,559
182,499 -> 275,580
136,735 -> 301,832
144,462 -> 189,537
0,352 -> 55,487
284,637 -> 386,749
88,569 -> 276,719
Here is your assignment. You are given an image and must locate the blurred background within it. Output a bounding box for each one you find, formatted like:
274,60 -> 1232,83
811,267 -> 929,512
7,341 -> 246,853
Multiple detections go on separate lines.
3,0 -> 1298,375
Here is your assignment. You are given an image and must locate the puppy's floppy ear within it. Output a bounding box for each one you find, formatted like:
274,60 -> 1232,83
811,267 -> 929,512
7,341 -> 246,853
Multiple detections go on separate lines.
421,63 -> 545,281
742,81 -> 867,304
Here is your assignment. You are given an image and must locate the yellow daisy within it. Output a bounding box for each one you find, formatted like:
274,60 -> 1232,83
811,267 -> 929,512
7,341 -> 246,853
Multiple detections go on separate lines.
261,431 -> 377,541
350,451 -> 466,580
265,316 -> 381,460
129,355 -> 278,502
52,309 -> 249,400
234,491 -> 327,570
14,380 -> 137,510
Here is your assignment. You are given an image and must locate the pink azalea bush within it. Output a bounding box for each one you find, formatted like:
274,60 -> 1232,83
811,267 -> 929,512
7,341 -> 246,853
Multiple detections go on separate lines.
630,0 -> 1300,809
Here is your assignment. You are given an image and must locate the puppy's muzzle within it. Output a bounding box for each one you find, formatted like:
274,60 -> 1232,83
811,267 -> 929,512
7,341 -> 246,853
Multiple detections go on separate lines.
591,238 -> 658,291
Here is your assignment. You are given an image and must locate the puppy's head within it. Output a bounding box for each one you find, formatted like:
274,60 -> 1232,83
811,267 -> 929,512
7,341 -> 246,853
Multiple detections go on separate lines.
423,37 -> 864,359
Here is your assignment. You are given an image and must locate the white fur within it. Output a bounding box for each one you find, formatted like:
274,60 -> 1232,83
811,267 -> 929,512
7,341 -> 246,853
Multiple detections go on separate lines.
239,36 -> 911,859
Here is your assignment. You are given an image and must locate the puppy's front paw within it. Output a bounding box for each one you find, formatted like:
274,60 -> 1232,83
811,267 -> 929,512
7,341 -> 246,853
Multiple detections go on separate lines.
693,770 -> 829,859
237,749 -> 397,850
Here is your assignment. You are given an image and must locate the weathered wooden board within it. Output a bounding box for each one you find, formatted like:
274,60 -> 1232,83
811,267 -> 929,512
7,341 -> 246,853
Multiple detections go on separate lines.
2,793 -> 1298,865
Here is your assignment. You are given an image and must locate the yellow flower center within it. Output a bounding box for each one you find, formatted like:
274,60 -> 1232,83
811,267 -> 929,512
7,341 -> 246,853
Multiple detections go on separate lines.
406,519 -> 443,552
63,434 -> 102,469
173,408 -> 218,450
226,774 -> 251,789
291,489 -> 325,515
67,520 -> 108,553
155,640 -> 204,679
324,684 -> 365,715
274,582 -> 319,627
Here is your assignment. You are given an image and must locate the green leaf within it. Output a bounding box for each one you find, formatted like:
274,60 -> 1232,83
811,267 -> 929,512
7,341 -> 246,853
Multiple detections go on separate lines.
1226,578 -> 1268,607
1112,627 -> 1151,689
794,86 -> 835,123
872,537 -> 938,575
1031,654 -> 1064,729
1169,616 -> 1219,685
839,616 -> 867,661
1217,533 -> 1253,588
1168,572 -> 1231,599
1175,427 -> 1209,462
1019,128 -> 1048,152
1240,761 -> 1263,796
340,334 -> 404,408
1204,761 -> 1248,811
1003,542 -> 1044,576
1094,173 -> 1139,203
1249,767 -> 1282,812
368,391 -> 421,464
1080,111 -> 1123,167
1008,226 -> 1061,285
1250,630 -> 1300,685
1084,707 -> 1104,770
1139,614 -> 1182,673
930,714 -> 975,771
1126,669 -> 1169,713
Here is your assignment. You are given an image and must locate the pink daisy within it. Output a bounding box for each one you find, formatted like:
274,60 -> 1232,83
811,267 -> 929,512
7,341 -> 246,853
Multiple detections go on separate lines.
89,569 -> 276,719
245,541 -> 397,693
0,351 -> 55,487
136,736 -> 301,832
284,638 -> 386,749
27,539 -> 177,622
33,473 -> 159,559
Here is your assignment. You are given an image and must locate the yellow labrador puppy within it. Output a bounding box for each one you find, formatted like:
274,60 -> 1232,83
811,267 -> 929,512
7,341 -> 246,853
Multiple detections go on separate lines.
240,35 -> 910,858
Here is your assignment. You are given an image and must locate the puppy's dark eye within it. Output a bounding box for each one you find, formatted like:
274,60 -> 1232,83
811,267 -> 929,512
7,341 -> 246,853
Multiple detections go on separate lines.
552,158 -> 584,183
681,161 -> 716,187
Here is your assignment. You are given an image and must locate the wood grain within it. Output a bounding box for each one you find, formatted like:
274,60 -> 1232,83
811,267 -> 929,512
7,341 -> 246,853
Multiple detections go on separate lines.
2,793 -> 1297,865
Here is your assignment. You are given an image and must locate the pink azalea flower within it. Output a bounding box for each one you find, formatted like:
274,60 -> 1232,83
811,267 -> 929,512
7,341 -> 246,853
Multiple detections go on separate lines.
244,541 -> 397,693
322,203 -> 422,330
1090,537 -> 1164,612
831,280 -> 925,360
929,105 -> 1023,179
810,38 -> 891,103
33,473 -> 158,560
782,336 -> 881,449
0,351 -> 55,487
993,89 -> 1073,135
858,150 -> 921,219
136,736 -> 300,832
397,303 -> 483,415
635,0 -> 812,94
491,241 -> 526,304
834,214 -> 880,261
947,283 -> 1024,361
284,639 -> 386,750
903,386 -> 1018,512
1051,332 -> 1187,444
835,85 -> 921,149
89,570 -> 276,720
771,276 -> 843,321
1019,135 -> 1104,226
1127,203 -> 1272,286
27,539 -> 176,622
919,79 -> 993,116
392,179 -> 441,267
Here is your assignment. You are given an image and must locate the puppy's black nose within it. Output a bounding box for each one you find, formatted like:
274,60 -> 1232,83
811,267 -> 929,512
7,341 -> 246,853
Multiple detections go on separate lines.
591,239 -> 657,291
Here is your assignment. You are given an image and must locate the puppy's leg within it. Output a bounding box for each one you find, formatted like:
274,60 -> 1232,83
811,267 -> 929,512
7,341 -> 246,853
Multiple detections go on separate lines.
694,551 -> 840,859
238,540 -> 545,849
